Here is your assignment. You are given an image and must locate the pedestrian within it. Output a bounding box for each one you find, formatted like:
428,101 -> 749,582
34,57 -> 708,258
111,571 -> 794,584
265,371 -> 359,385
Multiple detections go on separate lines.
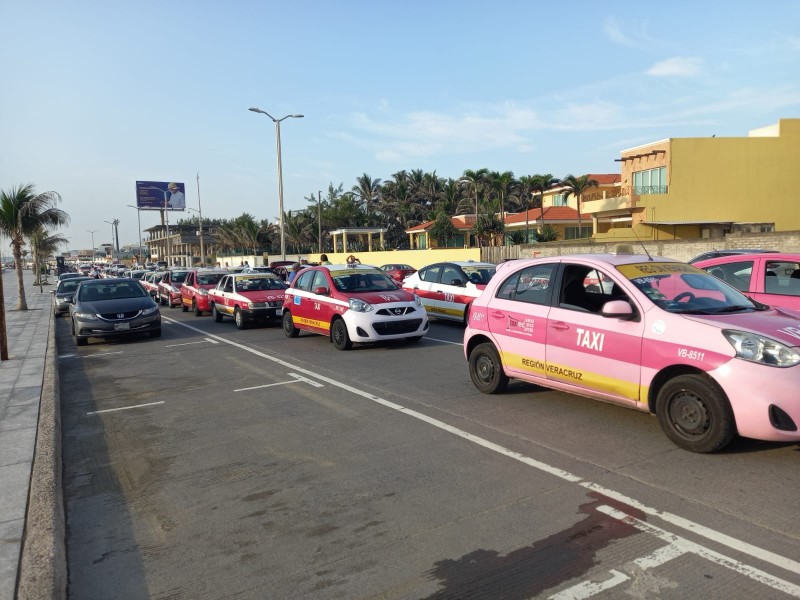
346,255 -> 360,265
320,253 -> 331,265
288,262 -> 302,284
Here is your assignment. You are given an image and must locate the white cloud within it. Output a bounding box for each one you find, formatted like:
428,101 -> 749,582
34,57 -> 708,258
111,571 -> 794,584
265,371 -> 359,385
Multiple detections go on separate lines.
646,57 -> 703,77
603,17 -> 635,47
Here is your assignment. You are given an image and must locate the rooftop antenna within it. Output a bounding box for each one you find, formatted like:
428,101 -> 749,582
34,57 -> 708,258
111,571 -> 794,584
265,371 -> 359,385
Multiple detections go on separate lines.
630,227 -> 654,261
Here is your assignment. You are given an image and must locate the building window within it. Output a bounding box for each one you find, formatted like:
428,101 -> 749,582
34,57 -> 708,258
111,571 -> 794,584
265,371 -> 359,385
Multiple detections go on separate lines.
552,193 -> 568,207
564,226 -> 593,240
633,167 -> 667,195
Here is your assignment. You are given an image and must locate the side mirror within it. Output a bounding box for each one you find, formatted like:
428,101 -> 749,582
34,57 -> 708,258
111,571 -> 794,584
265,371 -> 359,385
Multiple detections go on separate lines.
451,279 -> 463,287
601,299 -> 635,320
314,286 -> 329,296
50,289 -> 56,294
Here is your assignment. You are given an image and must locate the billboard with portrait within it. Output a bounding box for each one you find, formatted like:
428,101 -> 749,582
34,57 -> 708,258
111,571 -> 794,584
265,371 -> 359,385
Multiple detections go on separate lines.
135,181 -> 186,211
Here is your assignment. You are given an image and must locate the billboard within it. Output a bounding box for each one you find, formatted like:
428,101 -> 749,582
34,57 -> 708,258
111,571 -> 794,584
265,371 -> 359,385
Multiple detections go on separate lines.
135,181 -> 186,211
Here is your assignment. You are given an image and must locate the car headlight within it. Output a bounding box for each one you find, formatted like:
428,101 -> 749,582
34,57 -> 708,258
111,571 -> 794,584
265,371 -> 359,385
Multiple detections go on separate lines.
141,305 -> 159,316
74,311 -> 98,321
413,294 -> 422,308
349,298 -> 374,312
722,329 -> 800,367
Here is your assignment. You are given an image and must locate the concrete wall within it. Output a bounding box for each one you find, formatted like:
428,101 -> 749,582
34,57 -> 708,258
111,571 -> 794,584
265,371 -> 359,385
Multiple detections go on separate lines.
313,248 -> 482,269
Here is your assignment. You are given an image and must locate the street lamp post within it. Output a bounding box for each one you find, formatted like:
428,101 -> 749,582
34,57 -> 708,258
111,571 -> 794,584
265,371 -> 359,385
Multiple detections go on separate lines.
103,220 -> 117,262
195,173 -> 205,265
126,205 -> 144,266
248,107 -> 303,262
188,208 -> 203,266
86,230 -> 97,262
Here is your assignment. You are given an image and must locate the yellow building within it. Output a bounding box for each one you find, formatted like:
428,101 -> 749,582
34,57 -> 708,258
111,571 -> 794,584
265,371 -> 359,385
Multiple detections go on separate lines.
590,118 -> 800,241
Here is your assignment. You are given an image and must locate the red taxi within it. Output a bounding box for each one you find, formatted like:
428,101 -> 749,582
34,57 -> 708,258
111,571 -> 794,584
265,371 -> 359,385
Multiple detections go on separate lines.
208,273 -> 287,329
141,271 -> 165,299
157,269 -> 191,308
282,264 -> 429,350
402,261 -> 496,324
180,268 -> 228,316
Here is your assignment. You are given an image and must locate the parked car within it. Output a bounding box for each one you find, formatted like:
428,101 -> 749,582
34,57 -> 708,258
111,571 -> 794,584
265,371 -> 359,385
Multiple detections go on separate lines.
687,249 -> 777,264
157,269 -> 191,307
180,268 -> 229,316
282,263 -> 429,350
402,261 -> 496,324
52,276 -> 94,317
69,278 -> 161,346
241,266 -> 276,275
380,263 -> 416,284
141,271 -> 165,298
694,253 -> 800,310
463,253 -> 800,453
208,272 -> 287,329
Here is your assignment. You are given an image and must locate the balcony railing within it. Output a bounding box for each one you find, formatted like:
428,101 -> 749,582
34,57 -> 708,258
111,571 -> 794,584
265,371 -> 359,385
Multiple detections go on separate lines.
633,185 -> 668,195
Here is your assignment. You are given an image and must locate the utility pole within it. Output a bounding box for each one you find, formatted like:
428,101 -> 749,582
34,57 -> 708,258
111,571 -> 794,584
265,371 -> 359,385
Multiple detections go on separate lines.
318,190 -> 322,254
196,173 -> 205,265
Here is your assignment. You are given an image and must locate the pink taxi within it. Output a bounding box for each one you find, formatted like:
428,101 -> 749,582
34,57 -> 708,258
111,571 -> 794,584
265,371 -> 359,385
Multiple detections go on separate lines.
464,253 -> 800,453
282,264 -> 429,350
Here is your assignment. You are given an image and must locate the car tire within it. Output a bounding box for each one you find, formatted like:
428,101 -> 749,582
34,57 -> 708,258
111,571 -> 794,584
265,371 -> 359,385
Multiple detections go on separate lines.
656,374 -> 736,453
72,321 -> 88,347
234,307 -> 248,330
331,318 -> 352,351
468,342 -> 508,394
181,299 -> 189,312
193,300 -> 202,316
149,328 -> 162,338
212,304 -> 223,323
282,311 -> 299,338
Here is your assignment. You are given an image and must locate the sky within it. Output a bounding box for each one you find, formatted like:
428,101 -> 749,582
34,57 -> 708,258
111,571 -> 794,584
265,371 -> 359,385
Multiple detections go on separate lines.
2,0 -> 799,253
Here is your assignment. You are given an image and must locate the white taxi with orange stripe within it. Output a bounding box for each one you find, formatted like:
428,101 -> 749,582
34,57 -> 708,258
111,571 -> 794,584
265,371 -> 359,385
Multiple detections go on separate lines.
464,253 -> 800,453
282,264 -> 429,350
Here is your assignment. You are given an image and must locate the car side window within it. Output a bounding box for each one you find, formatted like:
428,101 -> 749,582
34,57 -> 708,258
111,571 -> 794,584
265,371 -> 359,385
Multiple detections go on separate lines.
295,270 -> 315,291
223,278 -> 233,292
420,266 -> 441,283
559,264 -> 631,313
702,260 -> 752,292
765,261 -> 800,296
441,266 -> 463,286
497,264 -> 555,305
311,271 -> 329,294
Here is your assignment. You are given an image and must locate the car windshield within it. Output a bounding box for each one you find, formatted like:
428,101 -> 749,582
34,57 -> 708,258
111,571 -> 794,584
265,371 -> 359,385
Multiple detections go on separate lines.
79,282 -> 147,301
331,269 -> 397,292
170,271 -> 189,283
58,279 -> 83,293
197,273 -> 225,285
461,265 -> 496,285
616,262 -> 762,314
235,276 -> 286,291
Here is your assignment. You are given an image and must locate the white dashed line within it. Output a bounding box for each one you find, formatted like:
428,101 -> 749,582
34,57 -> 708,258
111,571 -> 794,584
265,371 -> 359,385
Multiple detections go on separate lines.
87,401 -> 165,415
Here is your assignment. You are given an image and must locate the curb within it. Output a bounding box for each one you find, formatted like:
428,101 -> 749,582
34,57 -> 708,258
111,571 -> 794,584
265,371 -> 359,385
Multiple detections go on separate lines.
16,310 -> 66,600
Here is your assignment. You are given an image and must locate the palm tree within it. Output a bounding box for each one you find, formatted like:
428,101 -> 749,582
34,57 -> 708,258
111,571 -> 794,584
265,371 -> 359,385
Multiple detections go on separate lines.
517,175 -> 536,243
29,228 -> 69,284
351,174 -> 382,226
531,173 -> 559,232
560,174 -> 599,238
459,168 -> 489,247
0,184 -> 69,310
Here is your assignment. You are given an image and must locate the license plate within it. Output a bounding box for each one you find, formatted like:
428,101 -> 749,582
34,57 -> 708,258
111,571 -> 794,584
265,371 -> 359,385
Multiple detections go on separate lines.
114,322 -> 130,331
276,308 -> 283,316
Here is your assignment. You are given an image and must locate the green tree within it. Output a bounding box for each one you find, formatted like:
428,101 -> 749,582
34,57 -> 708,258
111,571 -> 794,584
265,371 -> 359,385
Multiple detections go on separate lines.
0,184 -> 69,310
534,224 -> 561,242
561,174 -> 599,237
29,227 -> 69,284
351,174 -> 382,226
531,173 -> 559,229
427,211 -> 459,247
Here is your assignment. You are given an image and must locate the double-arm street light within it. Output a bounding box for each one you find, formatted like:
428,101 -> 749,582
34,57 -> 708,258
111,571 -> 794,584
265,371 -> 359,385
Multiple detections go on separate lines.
248,107 -> 303,262
86,230 -> 97,262
103,220 -> 119,261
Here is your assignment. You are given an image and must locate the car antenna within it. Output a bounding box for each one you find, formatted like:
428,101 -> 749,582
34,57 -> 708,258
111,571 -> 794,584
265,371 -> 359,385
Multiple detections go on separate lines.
630,227 -> 654,261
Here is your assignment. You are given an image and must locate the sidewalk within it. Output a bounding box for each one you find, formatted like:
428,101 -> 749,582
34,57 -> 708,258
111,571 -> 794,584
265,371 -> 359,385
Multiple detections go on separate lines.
0,270 -> 61,600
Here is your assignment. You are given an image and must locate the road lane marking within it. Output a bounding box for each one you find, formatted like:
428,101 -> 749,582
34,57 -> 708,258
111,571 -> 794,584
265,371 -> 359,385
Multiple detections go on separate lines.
424,337 -> 462,346
165,339 -> 215,348
234,372 -> 325,392
162,316 -> 800,585
549,569 -> 629,600
85,351 -> 123,358
87,401 -> 165,415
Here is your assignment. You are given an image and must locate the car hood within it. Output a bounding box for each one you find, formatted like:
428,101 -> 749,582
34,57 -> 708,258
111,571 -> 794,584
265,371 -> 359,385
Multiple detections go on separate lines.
682,307 -> 800,346
77,297 -> 156,314
347,290 -> 416,304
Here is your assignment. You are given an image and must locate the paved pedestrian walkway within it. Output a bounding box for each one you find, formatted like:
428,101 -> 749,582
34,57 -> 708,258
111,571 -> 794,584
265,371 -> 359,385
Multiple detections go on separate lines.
0,270 -> 54,600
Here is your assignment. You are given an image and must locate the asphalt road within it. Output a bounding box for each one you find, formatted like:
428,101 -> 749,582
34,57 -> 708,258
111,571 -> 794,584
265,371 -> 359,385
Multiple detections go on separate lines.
57,306 -> 800,599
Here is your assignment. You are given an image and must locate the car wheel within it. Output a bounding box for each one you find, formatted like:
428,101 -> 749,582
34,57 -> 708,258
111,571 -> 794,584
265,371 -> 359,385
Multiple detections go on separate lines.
234,307 -> 248,330
181,299 -> 189,312
656,374 -> 736,453
193,300 -> 202,316
469,342 -> 508,394
149,328 -> 162,338
212,304 -> 223,323
282,311 -> 299,338
72,320 -> 87,347
331,318 -> 352,351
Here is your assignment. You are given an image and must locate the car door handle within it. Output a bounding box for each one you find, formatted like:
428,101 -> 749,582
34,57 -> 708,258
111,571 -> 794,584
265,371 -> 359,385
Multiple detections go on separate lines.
490,311 -> 505,319
550,321 -> 570,330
